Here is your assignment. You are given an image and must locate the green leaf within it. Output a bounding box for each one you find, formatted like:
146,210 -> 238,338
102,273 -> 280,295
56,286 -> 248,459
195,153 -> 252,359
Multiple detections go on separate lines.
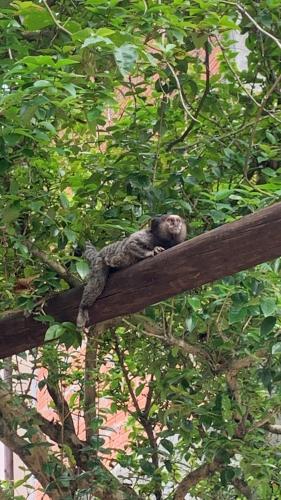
161,438 -> 174,454
60,329 -> 82,349
33,80 -> 52,88
272,342 -> 281,355
266,0 -> 281,7
41,121 -> 56,135
191,33 -> 208,48
219,16 -> 238,29
21,55 -> 55,67
82,35 -> 114,48
228,307 -> 247,324
220,467 -> 235,487
265,131 -> 276,144
2,206 -> 20,223
60,193 -> 69,208
45,324 -> 65,341
96,27 -> 116,37
76,261 -> 90,279
14,1 -> 53,31
135,382 -> 145,397
261,297 -> 276,317
185,316 -> 196,333
38,378 -> 47,389
164,460 -> 173,472
187,296 -> 201,310
114,44 -> 137,76
140,460 -> 154,476
63,83 -> 77,96
0,159 -> 11,174
260,316 -> 276,336
64,228 -> 76,242
258,367 -> 273,393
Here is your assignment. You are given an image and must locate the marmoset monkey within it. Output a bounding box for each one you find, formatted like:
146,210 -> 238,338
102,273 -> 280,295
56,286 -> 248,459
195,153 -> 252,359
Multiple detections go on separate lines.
77,214 -> 186,329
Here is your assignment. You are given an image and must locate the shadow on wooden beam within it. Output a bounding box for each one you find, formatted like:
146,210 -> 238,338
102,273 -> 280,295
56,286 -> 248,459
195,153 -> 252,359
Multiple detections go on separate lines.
1,202 -> 281,359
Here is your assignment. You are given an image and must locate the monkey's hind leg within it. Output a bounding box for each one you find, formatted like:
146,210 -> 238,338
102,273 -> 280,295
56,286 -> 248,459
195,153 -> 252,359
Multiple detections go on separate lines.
77,259 -> 109,329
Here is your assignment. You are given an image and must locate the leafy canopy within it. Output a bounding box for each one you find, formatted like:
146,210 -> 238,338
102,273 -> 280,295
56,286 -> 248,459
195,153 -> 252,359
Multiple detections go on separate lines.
0,0 -> 281,499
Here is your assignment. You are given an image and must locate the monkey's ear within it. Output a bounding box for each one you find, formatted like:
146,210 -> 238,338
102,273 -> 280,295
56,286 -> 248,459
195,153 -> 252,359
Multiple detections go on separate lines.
150,216 -> 161,232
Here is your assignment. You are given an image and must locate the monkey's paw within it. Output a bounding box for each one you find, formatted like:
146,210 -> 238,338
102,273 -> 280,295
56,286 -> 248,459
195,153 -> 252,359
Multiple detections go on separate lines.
153,246 -> 165,255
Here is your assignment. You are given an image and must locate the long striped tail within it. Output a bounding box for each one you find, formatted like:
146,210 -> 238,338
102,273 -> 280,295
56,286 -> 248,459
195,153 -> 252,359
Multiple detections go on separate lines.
77,256 -> 109,330
83,241 -> 98,266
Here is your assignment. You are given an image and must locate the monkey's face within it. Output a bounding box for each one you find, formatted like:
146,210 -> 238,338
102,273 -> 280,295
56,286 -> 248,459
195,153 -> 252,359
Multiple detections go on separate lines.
165,215 -> 184,235
151,214 -> 186,243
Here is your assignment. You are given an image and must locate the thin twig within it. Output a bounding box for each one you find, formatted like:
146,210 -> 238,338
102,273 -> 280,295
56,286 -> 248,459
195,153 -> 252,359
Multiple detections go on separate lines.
166,61 -> 200,123
236,2 -> 281,50
263,423 -> 281,435
114,336 -> 162,499
243,73 -> 281,178
24,349 -> 39,396
143,0 -> 148,14
143,374 -> 154,416
214,36 -> 281,124
42,0 -> 72,36
47,382 -> 76,434
166,40 -> 210,151
114,338 -> 141,414
25,240 -> 81,288
232,477 -> 254,500
174,457 -> 224,500
217,348 -> 267,374
124,316 -> 210,361
84,329 -> 100,443
220,1 -> 281,49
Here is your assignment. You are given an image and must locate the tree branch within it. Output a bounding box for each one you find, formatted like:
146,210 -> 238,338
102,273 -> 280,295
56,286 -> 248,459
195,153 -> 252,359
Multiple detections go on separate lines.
217,349 -> 267,374
166,40 -> 210,151
263,423 -> 281,435
143,374 -> 154,416
0,384 -> 140,499
174,414 -> 252,500
47,382 -> 76,435
2,202 -> 281,358
174,458 -> 224,500
221,1 -> 281,50
0,387 -> 66,498
166,61 -> 200,123
232,477 -> 254,500
114,338 -> 142,414
42,0 -> 72,36
236,2 -> 281,50
25,240 -> 81,288
114,337 -> 162,499
84,327 -> 100,442
243,73 -> 281,178
214,36 -> 281,124
129,316 -> 210,361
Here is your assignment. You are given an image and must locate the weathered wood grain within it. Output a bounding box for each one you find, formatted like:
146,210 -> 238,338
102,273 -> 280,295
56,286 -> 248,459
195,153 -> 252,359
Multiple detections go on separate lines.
1,202 -> 281,358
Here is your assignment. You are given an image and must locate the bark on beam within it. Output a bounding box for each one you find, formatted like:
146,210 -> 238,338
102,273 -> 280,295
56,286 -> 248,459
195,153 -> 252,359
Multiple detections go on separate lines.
1,202 -> 281,359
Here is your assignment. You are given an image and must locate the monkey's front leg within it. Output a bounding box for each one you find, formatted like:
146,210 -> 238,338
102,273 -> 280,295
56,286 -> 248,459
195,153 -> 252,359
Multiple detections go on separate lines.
126,239 -> 166,261
105,243 -> 158,268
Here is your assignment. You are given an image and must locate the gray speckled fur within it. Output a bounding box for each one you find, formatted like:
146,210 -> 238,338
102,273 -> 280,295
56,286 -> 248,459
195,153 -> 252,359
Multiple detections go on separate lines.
77,216 -> 186,328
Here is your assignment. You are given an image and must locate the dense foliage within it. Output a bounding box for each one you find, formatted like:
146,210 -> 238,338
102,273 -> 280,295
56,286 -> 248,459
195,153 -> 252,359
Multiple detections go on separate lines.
0,0 -> 281,498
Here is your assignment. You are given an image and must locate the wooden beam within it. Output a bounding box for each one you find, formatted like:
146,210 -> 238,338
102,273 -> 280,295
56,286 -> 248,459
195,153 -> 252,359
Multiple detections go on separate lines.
1,202 -> 281,359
